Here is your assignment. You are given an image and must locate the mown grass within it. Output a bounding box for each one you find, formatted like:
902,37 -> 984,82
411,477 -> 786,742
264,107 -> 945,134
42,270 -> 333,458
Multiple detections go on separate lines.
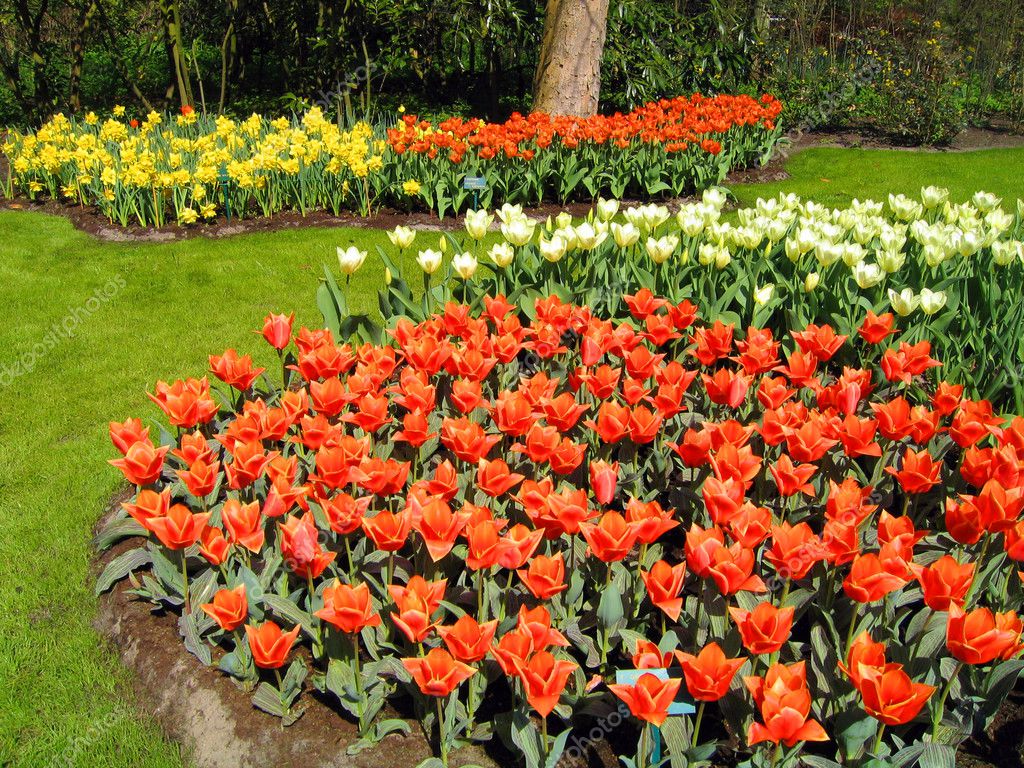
1,145 -> 1022,766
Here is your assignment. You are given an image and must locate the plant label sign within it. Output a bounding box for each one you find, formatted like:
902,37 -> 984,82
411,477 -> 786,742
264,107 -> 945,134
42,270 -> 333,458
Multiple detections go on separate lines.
462,176 -> 487,190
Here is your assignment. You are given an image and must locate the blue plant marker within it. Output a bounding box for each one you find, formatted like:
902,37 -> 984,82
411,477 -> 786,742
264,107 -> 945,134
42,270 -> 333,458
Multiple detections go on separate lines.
462,175 -> 487,209
614,668 -> 695,764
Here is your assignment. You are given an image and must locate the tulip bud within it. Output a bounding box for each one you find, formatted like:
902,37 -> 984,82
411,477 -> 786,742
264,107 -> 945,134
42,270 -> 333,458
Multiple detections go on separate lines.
384,267 -> 393,285
439,234 -> 449,253
589,460 -> 619,505
611,222 -> 640,248
753,284 -> 774,306
539,234 -> 568,263
803,272 -> 820,292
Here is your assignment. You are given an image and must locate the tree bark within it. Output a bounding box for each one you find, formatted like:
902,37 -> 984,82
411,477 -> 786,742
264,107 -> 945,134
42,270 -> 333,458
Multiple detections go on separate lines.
532,0 -> 610,116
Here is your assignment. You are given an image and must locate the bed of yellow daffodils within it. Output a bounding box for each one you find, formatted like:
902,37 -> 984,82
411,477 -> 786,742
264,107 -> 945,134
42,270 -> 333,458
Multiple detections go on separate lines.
2,106 -> 382,226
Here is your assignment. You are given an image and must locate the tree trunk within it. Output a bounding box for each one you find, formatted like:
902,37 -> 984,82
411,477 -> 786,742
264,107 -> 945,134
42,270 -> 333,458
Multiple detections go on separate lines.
532,0 -> 610,116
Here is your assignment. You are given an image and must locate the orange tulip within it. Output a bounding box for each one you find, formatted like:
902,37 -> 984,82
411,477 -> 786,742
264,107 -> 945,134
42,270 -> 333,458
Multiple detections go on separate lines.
842,546 -> 911,603
201,584 -> 248,632
911,556 -> 974,612
261,312 -> 294,350
279,513 -> 336,579
729,602 -> 795,655
675,642 -> 746,701
389,576 -> 446,644
857,664 -> 935,725
947,604 -> 1022,664
579,511 -> 639,562
362,509 -> 413,552
437,615 -> 499,663
745,662 -> 828,747
885,448 -> 941,494
315,581 -> 381,634
221,498 -> 265,553
640,560 -> 687,621
402,648 -> 476,697
518,553 -> 568,600
109,439 -> 168,486
476,457 -> 525,498
146,503 -> 210,550
246,620 -> 300,669
515,651 -> 578,716
608,672 -> 682,726
838,631 -> 887,688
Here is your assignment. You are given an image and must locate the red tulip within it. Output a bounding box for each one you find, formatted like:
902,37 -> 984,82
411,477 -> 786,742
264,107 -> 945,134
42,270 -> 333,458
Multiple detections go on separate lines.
362,509 -> 412,552
589,460 -> 619,505
278,512 -> 336,579
842,546 -> 911,603
885,448 -> 941,494
858,311 -> 897,344
109,417 -> 150,454
838,631 -> 887,687
221,498 -> 265,553
476,458 -> 525,498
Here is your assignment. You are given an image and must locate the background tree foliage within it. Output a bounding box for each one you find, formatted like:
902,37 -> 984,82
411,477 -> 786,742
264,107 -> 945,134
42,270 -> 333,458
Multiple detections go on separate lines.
1,0 -> 1022,144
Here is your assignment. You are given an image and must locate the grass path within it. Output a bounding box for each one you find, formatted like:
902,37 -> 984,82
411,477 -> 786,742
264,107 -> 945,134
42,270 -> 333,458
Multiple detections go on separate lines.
0,145 -> 1021,766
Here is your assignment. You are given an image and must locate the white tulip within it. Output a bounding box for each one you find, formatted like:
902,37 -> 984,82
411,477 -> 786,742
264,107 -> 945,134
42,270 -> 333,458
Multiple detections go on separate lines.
496,203 -> 523,224
753,284 -> 774,306
488,242 -> 515,268
803,272 -> 820,292
555,211 -> 574,229
337,245 -> 367,275
539,234 -> 568,262
921,186 -> 949,209
702,187 -> 727,209
992,240 -> 1018,266
972,191 -> 1001,212
919,288 -> 947,315
464,209 -> 493,240
888,288 -> 920,316
501,218 -> 536,246
574,222 -> 607,250
645,235 -> 679,265
452,251 -> 478,279
853,261 -> 884,289
416,248 -> 443,274
596,198 -> 619,221
611,222 -> 641,248
876,249 -> 906,273
388,225 -> 416,250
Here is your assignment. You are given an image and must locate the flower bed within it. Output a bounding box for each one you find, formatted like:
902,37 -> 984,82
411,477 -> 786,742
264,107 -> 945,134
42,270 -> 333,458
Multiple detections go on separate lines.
1,95 -> 782,225
380,95 -> 782,215
100,289 -> 1023,768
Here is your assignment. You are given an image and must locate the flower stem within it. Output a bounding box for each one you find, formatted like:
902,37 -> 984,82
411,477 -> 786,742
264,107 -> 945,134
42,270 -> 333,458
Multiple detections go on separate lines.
437,694 -> 449,767
844,601 -> 863,656
931,660 -> 964,739
871,722 -> 886,756
180,551 -> 191,614
692,700 -> 706,747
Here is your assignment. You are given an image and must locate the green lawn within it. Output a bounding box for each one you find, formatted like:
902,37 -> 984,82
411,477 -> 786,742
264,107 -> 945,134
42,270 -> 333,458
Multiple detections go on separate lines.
1,145 -> 1022,766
